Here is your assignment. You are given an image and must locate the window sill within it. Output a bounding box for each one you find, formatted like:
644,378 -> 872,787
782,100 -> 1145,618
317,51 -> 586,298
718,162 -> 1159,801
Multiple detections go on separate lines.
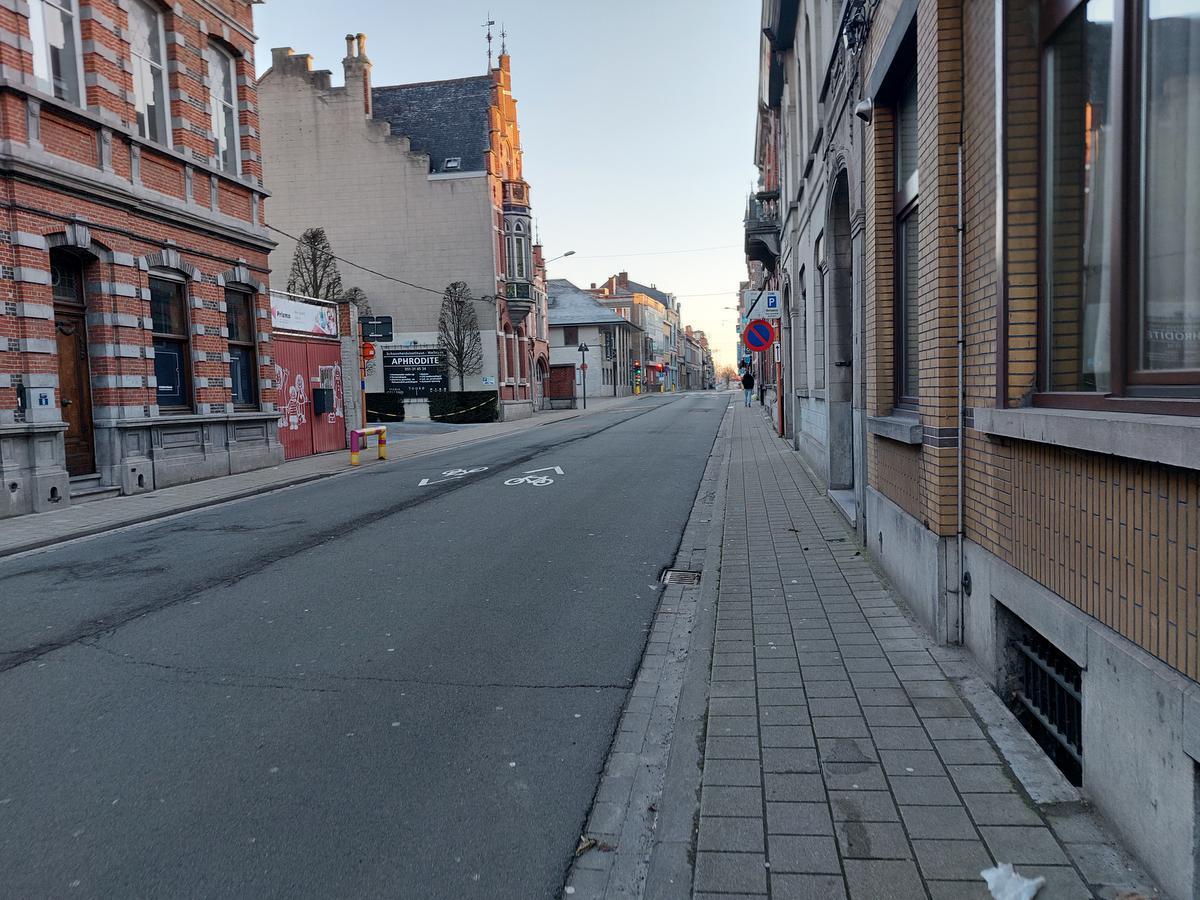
973,406 -> 1200,472
867,413 -> 922,444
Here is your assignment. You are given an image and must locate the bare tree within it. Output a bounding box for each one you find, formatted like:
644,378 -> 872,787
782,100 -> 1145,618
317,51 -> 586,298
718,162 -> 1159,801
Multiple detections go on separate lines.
437,281 -> 484,391
286,227 -> 343,300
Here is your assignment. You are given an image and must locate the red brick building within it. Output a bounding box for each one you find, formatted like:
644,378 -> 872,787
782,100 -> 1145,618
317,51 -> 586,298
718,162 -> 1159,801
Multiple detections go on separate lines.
0,0 -> 280,518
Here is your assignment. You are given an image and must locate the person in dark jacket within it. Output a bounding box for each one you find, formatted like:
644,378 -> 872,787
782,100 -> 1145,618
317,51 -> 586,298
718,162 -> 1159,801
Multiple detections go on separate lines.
741,370 -> 755,407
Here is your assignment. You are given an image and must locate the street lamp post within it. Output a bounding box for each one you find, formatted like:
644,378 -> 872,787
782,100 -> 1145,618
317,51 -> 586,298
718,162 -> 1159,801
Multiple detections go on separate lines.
546,250 -> 576,264
577,342 -> 589,409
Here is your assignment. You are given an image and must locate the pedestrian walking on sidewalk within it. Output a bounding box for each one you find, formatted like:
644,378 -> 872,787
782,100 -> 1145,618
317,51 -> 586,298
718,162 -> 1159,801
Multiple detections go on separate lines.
741,370 -> 755,407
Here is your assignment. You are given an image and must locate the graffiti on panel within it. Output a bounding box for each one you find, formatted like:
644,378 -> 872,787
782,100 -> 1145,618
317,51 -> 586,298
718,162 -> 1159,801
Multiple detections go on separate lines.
275,362 -> 309,431
331,362 -> 344,423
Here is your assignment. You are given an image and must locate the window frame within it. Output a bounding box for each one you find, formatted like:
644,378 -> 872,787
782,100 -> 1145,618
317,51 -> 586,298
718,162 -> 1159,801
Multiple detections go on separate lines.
149,272 -> 192,411
224,288 -> 258,409
1035,0 -> 1200,414
29,0 -> 85,106
893,70 -> 921,410
205,41 -> 240,176
129,0 -> 171,148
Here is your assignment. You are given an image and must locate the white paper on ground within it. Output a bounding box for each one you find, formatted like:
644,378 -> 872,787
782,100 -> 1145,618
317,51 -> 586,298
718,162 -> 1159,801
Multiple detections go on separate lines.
981,862 -> 1047,900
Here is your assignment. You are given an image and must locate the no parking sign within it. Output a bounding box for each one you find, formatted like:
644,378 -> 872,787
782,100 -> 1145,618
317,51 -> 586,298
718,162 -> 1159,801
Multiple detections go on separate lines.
743,319 -> 776,353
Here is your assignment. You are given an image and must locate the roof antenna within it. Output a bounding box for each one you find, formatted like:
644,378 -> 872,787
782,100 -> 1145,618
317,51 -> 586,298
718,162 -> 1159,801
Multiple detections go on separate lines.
482,13 -> 495,70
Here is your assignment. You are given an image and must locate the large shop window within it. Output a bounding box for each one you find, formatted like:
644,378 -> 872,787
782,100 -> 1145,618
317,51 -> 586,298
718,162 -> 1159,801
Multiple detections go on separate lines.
129,0 -> 169,145
150,276 -> 191,409
225,290 -> 257,407
895,73 -> 921,407
29,0 -> 83,105
205,43 -> 239,175
1040,0 -> 1200,407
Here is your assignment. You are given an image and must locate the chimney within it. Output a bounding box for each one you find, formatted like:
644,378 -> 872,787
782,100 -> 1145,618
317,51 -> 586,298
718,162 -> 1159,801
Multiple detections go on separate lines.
590,282 -> 596,290
618,271 -> 629,288
343,32 -> 373,116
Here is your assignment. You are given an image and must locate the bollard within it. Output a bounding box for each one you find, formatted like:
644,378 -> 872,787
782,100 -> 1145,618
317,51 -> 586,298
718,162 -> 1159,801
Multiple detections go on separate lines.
350,426 -> 389,466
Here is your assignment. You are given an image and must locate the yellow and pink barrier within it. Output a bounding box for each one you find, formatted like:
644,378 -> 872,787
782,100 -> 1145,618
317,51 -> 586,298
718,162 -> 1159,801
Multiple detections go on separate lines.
350,426 -> 388,466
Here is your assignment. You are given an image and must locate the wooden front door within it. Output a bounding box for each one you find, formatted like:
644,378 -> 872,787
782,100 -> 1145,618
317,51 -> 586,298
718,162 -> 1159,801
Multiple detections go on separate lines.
52,254 -> 95,477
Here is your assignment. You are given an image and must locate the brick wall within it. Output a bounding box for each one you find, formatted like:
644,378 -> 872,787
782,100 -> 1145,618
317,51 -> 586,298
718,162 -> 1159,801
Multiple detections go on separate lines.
957,0 -> 1200,684
0,0 -> 273,425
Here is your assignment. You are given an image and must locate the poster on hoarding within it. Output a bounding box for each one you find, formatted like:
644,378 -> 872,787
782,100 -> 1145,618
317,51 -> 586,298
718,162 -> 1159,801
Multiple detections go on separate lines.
382,349 -> 450,397
270,294 -> 339,337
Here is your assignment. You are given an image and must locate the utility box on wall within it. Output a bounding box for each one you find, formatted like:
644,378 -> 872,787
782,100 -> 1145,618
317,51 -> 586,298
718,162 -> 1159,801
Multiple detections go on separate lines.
22,387 -> 57,423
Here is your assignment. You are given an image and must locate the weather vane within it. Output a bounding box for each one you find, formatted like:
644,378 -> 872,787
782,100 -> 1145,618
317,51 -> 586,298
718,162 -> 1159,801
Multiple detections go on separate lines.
482,13 -> 495,70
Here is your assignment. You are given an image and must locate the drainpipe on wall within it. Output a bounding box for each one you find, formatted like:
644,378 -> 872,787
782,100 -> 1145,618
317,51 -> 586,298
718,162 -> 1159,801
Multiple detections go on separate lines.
955,141 -> 966,646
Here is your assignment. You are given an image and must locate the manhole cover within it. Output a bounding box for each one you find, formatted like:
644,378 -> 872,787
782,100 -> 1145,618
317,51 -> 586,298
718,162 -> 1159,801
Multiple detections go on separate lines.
660,569 -> 702,586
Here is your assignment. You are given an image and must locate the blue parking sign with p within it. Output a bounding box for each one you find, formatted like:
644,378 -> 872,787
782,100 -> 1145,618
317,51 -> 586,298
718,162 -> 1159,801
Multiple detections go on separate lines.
767,293 -> 778,309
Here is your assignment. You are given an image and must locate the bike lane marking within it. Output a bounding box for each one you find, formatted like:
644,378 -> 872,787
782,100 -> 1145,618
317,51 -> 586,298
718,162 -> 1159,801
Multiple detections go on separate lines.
417,466 -> 489,487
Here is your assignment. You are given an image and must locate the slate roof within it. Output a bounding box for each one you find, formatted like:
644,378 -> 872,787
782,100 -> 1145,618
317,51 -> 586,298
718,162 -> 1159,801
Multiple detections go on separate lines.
547,279 -> 641,328
626,278 -> 673,308
371,76 -> 493,174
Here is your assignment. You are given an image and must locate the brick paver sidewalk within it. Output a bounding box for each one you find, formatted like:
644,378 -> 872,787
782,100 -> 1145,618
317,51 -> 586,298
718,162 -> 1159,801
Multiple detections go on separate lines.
691,405 -> 1157,899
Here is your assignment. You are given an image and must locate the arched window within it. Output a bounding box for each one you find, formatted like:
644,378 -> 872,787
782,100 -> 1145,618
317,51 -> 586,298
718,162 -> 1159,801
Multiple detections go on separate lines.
130,0 -> 169,145
205,42 -> 239,175
149,272 -> 191,409
513,222 -> 527,279
29,0 -> 83,105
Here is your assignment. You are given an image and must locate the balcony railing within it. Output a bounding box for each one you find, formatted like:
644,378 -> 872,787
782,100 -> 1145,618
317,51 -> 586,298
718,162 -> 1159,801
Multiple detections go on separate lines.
745,193 -> 780,266
503,180 -> 530,210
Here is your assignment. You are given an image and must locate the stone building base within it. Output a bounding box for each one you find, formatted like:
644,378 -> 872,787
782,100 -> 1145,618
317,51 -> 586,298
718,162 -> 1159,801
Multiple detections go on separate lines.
500,400 -> 534,422
0,422 -> 71,517
0,412 -> 284,519
867,483 -> 1199,899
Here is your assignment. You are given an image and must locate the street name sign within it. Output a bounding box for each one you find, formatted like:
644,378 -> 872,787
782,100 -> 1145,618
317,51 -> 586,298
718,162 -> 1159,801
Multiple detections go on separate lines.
359,315 -> 393,342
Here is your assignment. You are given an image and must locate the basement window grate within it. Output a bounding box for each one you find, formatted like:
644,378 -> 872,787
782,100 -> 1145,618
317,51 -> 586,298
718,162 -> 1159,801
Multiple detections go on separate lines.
660,569 -> 701,586
1009,631 -> 1083,786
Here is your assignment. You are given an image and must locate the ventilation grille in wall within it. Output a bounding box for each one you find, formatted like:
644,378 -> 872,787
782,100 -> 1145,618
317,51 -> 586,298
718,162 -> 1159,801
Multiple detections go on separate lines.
1006,623 -> 1083,786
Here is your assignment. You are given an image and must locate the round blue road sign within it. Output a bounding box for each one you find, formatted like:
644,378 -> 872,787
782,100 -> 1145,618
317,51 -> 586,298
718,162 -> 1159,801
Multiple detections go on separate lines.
744,318 -> 776,353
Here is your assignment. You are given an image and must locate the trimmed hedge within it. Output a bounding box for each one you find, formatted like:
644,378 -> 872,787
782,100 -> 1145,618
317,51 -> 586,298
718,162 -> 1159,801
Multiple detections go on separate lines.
429,391 -> 498,424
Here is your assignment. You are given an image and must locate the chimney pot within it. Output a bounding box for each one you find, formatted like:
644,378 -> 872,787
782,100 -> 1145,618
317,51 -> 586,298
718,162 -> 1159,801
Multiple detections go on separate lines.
345,34 -> 356,57
356,33 -> 367,58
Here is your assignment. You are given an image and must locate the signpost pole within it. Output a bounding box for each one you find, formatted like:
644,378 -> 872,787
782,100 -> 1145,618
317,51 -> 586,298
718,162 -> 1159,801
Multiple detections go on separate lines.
359,341 -> 367,431
578,342 -> 589,410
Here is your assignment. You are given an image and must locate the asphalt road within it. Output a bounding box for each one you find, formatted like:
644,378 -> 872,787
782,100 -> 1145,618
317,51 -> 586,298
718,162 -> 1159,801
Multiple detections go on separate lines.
0,391 -> 729,899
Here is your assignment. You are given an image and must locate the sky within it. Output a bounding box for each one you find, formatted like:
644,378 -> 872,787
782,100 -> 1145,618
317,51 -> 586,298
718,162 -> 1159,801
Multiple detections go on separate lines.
253,0 -> 760,367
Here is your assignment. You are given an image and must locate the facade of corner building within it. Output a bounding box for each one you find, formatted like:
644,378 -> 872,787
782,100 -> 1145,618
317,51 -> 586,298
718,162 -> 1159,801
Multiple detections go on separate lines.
751,0 -> 1200,896
257,36 -> 549,422
588,272 -> 680,391
546,279 -> 641,399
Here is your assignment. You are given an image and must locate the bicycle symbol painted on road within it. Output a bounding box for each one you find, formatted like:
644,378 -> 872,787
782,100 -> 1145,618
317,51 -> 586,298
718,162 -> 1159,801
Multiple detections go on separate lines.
503,466 -> 565,488
504,474 -> 555,487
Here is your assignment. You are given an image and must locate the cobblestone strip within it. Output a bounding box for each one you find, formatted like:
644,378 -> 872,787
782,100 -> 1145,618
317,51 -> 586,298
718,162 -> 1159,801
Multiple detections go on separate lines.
691,406 -> 1157,900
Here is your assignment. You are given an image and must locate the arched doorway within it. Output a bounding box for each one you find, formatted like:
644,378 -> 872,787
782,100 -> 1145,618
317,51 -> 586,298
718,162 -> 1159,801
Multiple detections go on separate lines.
535,357 -> 548,408
826,170 -> 855,496
50,248 -> 96,477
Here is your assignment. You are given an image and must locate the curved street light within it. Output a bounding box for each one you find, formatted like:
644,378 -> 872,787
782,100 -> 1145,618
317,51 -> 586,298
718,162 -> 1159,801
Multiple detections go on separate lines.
545,250 -> 576,263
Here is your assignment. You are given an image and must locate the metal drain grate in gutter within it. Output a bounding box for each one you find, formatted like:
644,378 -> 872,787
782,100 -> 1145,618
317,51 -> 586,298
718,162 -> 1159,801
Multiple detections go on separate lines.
660,569 -> 702,586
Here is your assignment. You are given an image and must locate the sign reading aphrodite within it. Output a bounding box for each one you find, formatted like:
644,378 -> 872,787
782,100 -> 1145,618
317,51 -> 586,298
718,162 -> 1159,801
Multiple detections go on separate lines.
382,349 -> 450,398
270,293 -> 339,337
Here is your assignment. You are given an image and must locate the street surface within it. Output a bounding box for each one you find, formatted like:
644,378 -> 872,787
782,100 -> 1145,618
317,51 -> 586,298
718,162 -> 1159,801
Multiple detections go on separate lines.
0,393 -> 727,899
